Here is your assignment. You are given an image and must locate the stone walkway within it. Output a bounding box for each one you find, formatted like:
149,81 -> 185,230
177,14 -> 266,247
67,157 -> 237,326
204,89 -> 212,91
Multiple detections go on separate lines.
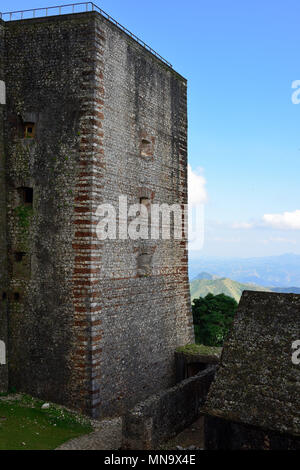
56,417 -> 122,450
56,416 -> 205,450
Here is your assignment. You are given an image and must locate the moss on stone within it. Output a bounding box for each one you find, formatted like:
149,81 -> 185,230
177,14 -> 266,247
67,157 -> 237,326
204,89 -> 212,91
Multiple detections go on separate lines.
176,343 -> 222,358
14,205 -> 33,231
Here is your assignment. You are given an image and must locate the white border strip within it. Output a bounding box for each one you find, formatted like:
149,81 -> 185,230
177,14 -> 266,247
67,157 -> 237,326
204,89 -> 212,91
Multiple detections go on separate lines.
0,80 -> 5,105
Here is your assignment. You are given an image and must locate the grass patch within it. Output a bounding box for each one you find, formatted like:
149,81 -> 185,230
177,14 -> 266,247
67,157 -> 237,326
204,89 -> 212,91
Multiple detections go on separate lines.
0,394 -> 93,450
176,343 -> 222,358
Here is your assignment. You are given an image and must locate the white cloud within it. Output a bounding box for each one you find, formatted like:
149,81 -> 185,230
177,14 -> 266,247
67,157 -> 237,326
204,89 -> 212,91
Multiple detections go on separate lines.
188,164 -> 207,206
263,210 -> 300,230
232,210 -> 300,231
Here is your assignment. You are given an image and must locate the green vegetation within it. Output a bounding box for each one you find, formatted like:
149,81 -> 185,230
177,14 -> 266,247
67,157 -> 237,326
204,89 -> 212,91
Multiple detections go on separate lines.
176,343 -> 222,358
14,205 -> 33,232
192,293 -> 238,347
0,394 -> 93,450
190,277 -> 272,302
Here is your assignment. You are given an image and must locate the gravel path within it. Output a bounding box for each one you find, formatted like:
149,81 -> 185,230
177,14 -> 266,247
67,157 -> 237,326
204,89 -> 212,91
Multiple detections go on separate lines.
57,416 -> 205,450
56,417 -> 122,450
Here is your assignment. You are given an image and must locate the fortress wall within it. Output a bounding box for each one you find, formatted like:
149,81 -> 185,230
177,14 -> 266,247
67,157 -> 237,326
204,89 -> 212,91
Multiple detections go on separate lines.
2,11 -> 193,417
86,14 -> 194,417
0,19 -> 8,392
4,13 -> 98,408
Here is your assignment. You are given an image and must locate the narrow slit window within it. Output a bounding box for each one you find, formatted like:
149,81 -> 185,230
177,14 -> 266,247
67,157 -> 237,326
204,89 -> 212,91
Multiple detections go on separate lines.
15,252 -> 26,263
141,139 -> 151,156
18,187 -> 33,205
24,122 -> 35,139
140,137 -> 154,158
137,252 -> 153,277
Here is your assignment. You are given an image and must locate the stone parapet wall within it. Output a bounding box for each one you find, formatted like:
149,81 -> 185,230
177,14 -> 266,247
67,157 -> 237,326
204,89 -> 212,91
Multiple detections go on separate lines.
122,366 -> 216,450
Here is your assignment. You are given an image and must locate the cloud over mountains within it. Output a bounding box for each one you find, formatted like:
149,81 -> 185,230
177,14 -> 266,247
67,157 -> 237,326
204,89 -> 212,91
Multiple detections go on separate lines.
233,209 -> 300,231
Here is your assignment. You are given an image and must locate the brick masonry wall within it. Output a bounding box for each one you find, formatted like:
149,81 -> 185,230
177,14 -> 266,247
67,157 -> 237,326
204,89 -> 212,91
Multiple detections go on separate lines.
70,14 -> 106,415
2,11 -> 193,417
0,19 -> 8,392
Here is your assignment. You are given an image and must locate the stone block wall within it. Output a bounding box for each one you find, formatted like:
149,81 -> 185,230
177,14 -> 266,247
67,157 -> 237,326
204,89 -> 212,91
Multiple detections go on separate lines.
205,415 -> 300,450
122,366 -> 216,450
1,11 -> 193,417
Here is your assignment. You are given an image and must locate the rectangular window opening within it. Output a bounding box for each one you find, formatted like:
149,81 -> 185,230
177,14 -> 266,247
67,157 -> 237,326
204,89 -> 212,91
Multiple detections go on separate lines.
14,252 -> 26,263
24,122 -> 35,139
18,187 -> 33,205
140,135 -> 154,159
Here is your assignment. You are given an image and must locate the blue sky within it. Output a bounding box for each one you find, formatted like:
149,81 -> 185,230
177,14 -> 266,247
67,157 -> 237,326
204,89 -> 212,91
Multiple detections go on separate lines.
2,0 -> 300,258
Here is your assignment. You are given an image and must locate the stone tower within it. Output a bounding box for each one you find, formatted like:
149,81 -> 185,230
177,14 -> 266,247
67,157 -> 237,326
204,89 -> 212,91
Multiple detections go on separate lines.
0,6 -> 193,418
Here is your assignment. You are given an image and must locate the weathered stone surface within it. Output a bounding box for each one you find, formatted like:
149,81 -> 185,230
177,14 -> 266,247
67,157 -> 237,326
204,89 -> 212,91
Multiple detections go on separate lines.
0,11 -> 193,417
56,417 -> 122,450
122,366 -> 216,450
175,344 -> 221,382
204,291 -> 300,439
4,12 -> 97,413
176,343 -> 221,364
205,415 -> 300,450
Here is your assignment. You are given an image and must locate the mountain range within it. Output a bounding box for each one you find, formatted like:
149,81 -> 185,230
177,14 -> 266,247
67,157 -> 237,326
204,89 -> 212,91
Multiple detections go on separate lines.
189,253 -> 300,288
190,274 -> 300,302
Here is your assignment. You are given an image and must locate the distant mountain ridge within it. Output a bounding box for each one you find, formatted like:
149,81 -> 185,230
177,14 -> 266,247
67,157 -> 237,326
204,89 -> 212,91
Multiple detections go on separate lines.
192,272 -> 220,281
189,253 -> 300,288
190,277 -> 271,302
190,275 -> 300,302
271,287 -> 300,294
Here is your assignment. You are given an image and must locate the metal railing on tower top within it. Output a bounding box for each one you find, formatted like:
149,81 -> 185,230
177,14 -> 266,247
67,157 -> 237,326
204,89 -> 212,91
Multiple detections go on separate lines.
0,2 -> 173,68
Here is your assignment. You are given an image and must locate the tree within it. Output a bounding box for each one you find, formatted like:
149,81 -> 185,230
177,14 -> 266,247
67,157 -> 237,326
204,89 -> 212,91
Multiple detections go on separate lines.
192,293 -> 238,347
